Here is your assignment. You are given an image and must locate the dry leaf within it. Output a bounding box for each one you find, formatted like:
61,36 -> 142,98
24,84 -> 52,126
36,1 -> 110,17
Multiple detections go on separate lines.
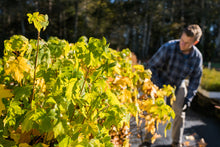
183,141 -> 190,146
198,138 -> 207,147
185,135 -> 195,141
151,133 -> 162,143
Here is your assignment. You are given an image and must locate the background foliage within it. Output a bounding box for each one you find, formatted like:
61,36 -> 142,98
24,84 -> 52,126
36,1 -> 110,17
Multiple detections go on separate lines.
200,68 -> 220,91
1,0 -> 220,63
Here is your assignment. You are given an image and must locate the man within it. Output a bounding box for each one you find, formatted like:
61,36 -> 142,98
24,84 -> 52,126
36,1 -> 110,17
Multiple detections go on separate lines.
142,24 -> 203,147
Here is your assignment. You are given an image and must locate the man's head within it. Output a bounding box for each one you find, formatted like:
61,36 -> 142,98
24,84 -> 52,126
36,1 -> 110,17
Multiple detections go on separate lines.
179,24 -> 202,54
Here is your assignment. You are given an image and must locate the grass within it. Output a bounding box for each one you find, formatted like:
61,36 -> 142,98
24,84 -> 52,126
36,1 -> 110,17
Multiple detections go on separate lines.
200,68 -> 220,91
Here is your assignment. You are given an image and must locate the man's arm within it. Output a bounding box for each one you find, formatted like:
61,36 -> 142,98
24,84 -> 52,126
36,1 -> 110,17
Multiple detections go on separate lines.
186,57 -> 203,102
146,44 -> 168,87
182,57 -> 202,112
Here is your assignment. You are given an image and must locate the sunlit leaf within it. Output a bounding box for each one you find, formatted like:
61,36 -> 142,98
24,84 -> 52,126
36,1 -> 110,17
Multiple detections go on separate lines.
0,84 -> 13,116
4,56 -> 31,84
53,121 -> 65,138
27,12 -> 49,32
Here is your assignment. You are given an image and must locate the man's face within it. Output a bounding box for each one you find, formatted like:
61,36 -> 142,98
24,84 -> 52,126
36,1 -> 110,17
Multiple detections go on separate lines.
179,32 -> 196,54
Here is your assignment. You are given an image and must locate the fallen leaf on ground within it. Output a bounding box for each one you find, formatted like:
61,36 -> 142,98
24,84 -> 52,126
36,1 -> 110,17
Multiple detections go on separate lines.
185,135 -> 195,141
198,138 -> 207,147
183,141 -> 190,146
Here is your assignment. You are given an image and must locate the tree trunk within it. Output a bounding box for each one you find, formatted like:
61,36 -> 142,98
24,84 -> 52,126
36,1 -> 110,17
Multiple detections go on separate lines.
49,0 -> 53,12
83,0 -> 88,36
47,0 -> 53,39
124,25 -> 130,46
142,0 -> 148,59
132,25 -> 137,53
145,16 -> 152,58
200,0 -> 205,53
59,12 -> 62,37
35,1 -> 39,11
215,27 -> 220,53
170,1 -> 175,22
73,1 -> 79,42
180,0 -> 184,23
18,0 -> 25,35
63,11 -> 67,38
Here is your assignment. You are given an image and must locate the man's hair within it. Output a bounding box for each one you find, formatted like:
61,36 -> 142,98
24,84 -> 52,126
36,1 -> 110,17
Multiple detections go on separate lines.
183,24 -> 202,41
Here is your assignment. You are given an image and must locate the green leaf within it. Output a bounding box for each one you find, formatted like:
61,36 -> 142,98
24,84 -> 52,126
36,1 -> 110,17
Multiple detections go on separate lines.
4,35 -> 30,58
155,98 -> 165,106
94,79 -> 107,93
40,116 -> 52,132
53,121 -> 65,138
58,135 -> 72,147
13,85 -> 32,103
82,122 -> 99,136
27,12 -> 49,32
84,52 -> 97,67
45,97 -> 57,104
89,139 -> 102,147
90,69 -> 103,82
37,42 -> 51,68
66,78 -> 77,101
47,37 -> 68,58
78,36 -> 88,43
31,109 -> 46,122
22,111 -> 34,133
105,90 -> 120,106
164,122 -> 172,137
47,108 -> 58,120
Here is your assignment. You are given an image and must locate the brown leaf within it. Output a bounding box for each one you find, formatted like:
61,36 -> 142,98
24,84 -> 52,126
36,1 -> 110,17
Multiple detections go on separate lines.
198,138 -> 207,147
183,141 -> 190,146
185,135 -> 195,141
19,131 -> 32,143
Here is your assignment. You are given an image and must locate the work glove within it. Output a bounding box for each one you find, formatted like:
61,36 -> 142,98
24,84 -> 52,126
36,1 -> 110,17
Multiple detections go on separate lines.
182,98 -> 191,112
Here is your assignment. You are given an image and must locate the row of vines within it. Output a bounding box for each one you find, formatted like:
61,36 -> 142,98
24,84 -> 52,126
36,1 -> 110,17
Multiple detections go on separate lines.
0,12 -> 175,147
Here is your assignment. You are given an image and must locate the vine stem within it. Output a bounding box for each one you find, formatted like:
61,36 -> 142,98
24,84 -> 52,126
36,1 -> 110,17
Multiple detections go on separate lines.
80,66 -> 90,96
31,31 -> 40,104
70,66 -> 90,122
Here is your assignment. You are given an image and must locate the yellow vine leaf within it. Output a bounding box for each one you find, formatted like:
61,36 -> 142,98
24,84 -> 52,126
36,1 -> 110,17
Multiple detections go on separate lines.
118,89 -> 132,103
113,63 -> 121,75
138,99 -> 153,112
36,78 -> 46,92
142,79 -> 158,97
4,35 -> 30,57
78,133 -> 84,143
0,84 -> 13,116
133,64 -> 145,72
27,12 -> 49,32
115,77 -> 133,89
4,56 -> 31,84
45,131 -> 54,141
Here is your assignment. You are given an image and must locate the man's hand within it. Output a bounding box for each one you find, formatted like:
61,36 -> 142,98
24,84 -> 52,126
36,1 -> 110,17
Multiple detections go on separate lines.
182,98 -> 191,112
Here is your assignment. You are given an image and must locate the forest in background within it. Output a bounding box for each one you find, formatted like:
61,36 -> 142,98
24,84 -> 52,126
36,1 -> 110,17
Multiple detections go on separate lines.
1,0 -> 220,63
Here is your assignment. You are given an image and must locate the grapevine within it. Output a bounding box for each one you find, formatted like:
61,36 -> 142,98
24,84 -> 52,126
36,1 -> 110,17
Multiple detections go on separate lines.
0,12 -> 175,147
